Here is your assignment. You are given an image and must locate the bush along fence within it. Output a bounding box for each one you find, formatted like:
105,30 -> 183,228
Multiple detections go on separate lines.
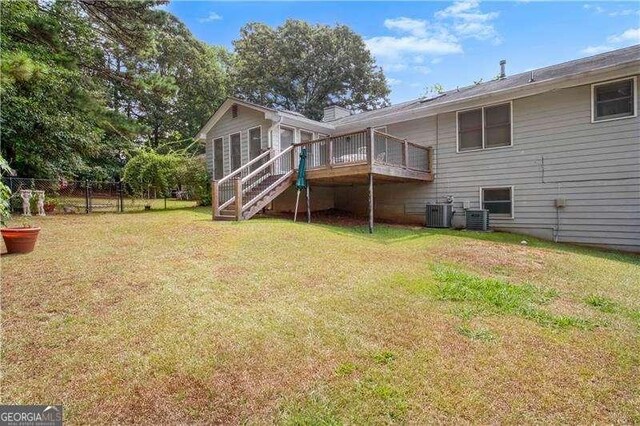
3,177 -> 202,215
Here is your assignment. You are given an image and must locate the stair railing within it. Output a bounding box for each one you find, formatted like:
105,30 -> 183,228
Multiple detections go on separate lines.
239,145 -> 295,220
211,149 -> 271,218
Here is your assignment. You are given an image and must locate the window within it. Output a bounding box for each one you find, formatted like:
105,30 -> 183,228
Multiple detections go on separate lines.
229,133 -> 241,171
458,109 -> 483,151
248,127 -> 262,159
231,104 -> 238,118
213,137 -> 223,180
300,130 -> 313,142
481,187 -> 513,217
457,102 -> 512,152
592,78 -> 636,122
279,127 -> 294,150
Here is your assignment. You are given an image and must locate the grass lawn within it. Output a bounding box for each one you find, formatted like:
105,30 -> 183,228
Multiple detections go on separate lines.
2,208 -> 639,423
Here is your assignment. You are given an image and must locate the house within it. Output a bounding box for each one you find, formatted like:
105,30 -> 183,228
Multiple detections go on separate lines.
197,45 -> 640,252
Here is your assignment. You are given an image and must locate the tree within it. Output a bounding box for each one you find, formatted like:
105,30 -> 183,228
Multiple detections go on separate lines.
122,151 -> 209,203
0,0 -> 228,179
232,20 -> 390,120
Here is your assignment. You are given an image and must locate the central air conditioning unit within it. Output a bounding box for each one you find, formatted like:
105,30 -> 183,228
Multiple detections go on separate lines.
426,203 -> 453,228
466,209 -> 490,231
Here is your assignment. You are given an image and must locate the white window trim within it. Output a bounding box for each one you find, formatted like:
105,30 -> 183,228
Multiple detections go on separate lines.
480,185 -> 515,219
591,76 -> 637,123
456,100 -> 514,153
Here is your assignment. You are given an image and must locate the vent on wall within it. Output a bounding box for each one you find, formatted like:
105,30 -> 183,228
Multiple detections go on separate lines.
232,104 -> 238,118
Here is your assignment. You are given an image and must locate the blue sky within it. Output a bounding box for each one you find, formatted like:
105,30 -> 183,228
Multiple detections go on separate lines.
165,1 -> 640,104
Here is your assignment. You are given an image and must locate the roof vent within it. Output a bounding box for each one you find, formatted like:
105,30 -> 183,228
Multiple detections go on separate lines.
499,59 -> 506,79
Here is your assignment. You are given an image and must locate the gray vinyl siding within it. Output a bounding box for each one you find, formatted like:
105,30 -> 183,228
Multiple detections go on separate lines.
335,74 -> 640,251
205,104 -> 270,177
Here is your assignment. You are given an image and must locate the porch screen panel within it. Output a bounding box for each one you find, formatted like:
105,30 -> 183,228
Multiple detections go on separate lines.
280,127 -> 294,150
213,138 -> 223,179
249,127 -> 263,172
230,133 -> 241,171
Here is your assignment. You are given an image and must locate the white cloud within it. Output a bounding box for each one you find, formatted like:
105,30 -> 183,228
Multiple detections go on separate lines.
366,36 -> 461,59
199,12 -> 222,23
414,66 -> 432,75
607,27 -> 640,43
583,4 -> 604,14
581,45 -> 614,55
582,27 -> 640,55
584,4 -> 640,16
387,77 -> 402,86
384,17 -> 428,37
435,0 -> 501,43
367,1 -> 500,90
608,9 -> 640,17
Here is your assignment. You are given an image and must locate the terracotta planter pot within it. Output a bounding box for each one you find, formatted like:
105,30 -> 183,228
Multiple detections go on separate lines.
1,227 -> 41,254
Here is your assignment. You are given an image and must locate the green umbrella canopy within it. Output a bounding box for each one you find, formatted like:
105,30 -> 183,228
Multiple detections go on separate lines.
296,148 -> 308,190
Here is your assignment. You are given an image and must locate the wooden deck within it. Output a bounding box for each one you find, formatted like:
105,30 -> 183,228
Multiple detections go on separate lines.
293,129 -> 433,185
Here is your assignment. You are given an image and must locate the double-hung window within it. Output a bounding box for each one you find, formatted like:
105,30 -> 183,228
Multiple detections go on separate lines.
481,187 -> 514,218
592,77 -> 636,122
457,102 -> 512,152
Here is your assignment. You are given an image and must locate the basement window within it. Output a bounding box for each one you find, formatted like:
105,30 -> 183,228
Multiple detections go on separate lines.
481,186 -> 513,218
592,77 -> 636,122
457,102 -> 512,152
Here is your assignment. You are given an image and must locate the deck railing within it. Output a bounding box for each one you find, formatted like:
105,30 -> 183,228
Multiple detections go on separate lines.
212,146 -> 296,219
211,149 -> 271,216
294,128 -> 432,173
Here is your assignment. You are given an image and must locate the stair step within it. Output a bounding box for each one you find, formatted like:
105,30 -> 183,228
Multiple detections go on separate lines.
214,215 -> 236,221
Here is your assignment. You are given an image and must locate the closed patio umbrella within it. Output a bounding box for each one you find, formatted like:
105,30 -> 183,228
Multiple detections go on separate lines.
293,148 -> 310,223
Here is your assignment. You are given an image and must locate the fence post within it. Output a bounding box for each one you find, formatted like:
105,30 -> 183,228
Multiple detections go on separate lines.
119,181 -> 124,212
85,180 -> 90,213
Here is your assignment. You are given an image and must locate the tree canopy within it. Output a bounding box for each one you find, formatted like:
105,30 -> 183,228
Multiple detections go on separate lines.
1,0 -> 228,180
232,20 -> 390,120
1,6 -> 391,181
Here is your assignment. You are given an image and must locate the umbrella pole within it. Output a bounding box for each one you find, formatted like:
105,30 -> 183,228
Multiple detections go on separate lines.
306,185 -> 311,223
294,189 -> 301,222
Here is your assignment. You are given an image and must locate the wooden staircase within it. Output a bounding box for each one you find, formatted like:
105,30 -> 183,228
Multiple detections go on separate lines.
212,146 -> 295,221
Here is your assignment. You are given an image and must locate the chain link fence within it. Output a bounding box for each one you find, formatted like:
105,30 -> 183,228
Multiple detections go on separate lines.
3,177 -> 200,215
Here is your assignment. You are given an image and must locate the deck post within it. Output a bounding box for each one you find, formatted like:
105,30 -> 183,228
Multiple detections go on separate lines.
211,179 -> 218,220
368,173 -> 374,234
234,178 -> 243,221
306,185 -> 311,224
